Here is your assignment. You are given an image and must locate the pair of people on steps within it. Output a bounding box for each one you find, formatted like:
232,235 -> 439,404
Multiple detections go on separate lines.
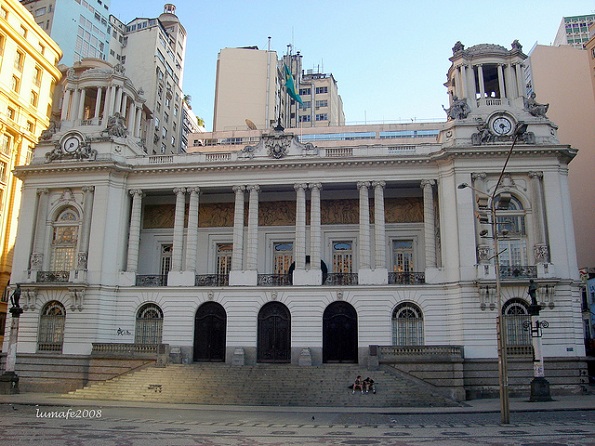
352,375 -> 375,394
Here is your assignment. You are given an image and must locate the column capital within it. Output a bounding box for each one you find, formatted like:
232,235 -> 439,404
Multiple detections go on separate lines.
37,188 -> 49,196
420,179 -> 435,188
294,183 -> 308,191
81,186 -> 95,193
233,185 -> 246,193
309,183 -> 322,191
528,171 -> 543,180
173,187 -> 187,195
357,181 -> 370,189
247,184 -> 260,192
188,186 -> 201,194
471,172 -> 487,181
129,189 -> 144,197
372,180 -> 386,189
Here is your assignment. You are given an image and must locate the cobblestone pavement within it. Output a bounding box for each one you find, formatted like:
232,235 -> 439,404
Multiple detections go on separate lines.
0,402 -> 593,445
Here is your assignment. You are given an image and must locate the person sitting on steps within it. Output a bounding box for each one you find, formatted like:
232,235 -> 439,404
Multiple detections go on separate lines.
363,377 -> 375,394
352,375 -> 363,394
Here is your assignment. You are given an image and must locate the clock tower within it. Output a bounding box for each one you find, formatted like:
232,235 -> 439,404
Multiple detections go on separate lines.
438,41 -> 558,147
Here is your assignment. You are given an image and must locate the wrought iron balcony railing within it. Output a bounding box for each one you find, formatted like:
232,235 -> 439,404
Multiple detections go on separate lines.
135,274 -> 168,287
257,274 -> 291,286
37,271 -> 69,283
195,274 -> 229,287
388,272 -> 426,285
500,266 -> 537,279
324,273 -> 358,286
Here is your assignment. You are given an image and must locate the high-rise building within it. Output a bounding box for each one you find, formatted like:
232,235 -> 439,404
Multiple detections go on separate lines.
297,70 -> 344,127
107,4 -> 187,154
213,46 -> 344,131
20,0 -> 111,65
553,14 -> 595,48
0,0 -> 62,345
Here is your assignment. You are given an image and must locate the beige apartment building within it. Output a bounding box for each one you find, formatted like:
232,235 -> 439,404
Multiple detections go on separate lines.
524,44 -> 595,270
213,46 -> 344,131
0,0 -> 61,344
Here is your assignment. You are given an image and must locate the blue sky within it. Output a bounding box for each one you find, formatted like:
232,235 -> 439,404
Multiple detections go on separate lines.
110,1 -> 594,131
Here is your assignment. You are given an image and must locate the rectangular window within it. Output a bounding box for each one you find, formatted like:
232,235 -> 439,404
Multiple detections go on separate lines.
299,87 -> 310,96
315,86 -> 328,94
216,243 -> 233,276
300,101 -> 311,110
392,240 -> 414,273
273,242 -> 293,275
14,50 -> 25,71
315,113 -> 328,121
1,134 -> 12,155
30,90 -> 39,107
332,241 -> 353,273
315,100 -> 328,108
35,7 -> 47,16
34,66 -> 42,86
299,115 -> 311,122
160,244 -> 172,275
0,162 -> 7,183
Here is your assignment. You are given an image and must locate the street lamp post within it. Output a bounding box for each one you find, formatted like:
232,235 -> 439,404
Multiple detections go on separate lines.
458,122 -> 527,425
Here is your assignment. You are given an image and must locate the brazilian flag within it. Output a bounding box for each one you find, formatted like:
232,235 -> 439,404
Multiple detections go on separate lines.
284,64 -> 303,105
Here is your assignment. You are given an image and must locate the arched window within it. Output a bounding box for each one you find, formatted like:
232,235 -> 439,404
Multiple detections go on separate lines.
50,207 -> 80,272
503,298 -> 531,354
392,302 -> 424,346
495,195 -> 528,270
135,303 -> 163,344
38,300 -> 66,352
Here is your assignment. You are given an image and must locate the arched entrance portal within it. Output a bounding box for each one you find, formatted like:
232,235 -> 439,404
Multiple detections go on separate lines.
323,301 -> 358,363
257,302 -> 291,363
194,302 -> 227,362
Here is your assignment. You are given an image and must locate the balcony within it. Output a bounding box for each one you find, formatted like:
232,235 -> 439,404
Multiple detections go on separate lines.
195,274 -> 229,287
324,273 -> 358,286
257,274 -> 291,286
500,265 -> 537,279
37,271 -> 69,283
388,272 -> 426,285
135,274 -> 168,287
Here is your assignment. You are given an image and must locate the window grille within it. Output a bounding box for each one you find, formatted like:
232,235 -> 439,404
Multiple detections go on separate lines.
392,302 -> 424,345
38,301 -> 66,352
135,303 -> 163,344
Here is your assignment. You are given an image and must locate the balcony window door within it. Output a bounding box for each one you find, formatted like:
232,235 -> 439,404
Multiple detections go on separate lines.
160,244 -> 172,275
50,207 -> 80,272
332,241 -> 353,273
273,242 -> 293,275
216,243 -> 232,276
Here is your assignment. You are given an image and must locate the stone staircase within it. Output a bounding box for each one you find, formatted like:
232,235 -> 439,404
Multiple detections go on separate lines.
65,363 -> 460,407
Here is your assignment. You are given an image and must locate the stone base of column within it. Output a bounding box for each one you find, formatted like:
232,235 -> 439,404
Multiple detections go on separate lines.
118,271 -> 137,286
529,377 -> 552,402
358,268 -> 388,285
167,270 -> 195,286
0,372 -> 19,394
229,270 -> 258,286
293,269 -> 322,286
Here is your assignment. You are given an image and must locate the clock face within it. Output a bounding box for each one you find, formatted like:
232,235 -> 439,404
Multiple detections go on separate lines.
491,116 -> 513,136
63,136 -> 81,153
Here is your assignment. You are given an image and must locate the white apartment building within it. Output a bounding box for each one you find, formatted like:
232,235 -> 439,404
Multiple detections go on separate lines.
553,14 -> 595,48
107,4 -> 186,154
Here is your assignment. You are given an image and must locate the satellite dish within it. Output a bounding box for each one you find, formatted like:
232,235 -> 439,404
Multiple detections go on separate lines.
245,119 -> 257,130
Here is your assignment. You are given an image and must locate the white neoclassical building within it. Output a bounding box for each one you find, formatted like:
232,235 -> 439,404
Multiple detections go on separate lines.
3,42 -> 586,397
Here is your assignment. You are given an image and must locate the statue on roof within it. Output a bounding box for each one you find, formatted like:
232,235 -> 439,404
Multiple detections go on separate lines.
442,96 -> 471,120
526,92 -> 549,118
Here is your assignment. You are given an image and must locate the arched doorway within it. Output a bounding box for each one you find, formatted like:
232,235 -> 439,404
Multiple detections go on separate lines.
257,302 -> 291,363
194,302 -> 227,362
323,301 -> 358,363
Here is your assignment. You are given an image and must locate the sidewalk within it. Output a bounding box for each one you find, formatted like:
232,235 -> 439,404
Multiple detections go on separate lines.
0,391 -> 593,414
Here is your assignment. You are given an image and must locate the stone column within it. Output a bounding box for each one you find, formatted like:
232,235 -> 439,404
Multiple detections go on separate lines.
477,64 -> 486,100
115,86 -> 123,116
372,181 -> 386,269
134,106 -> 142,138
309,183 -> 322,271
94,87 -> 103,119
497,64 -> 507,100
126,189 -> 144,272
231,186 -> 245,271
71,88 -> 81,123
127,99 -> 135,132
529,171 -> 548,264
30,189 -> 49,272
172,188 -> 187,271
61,89 -> 71,120
294,183 -> 307,271
104,85 -> 114,118
77,186 -> 95,271
246,185 -> 260,271
357,181 -> 371,269
421,179 -> 437,268
185,187 -> 200,271
515,63 -> 525,98
77,88 -> 86,121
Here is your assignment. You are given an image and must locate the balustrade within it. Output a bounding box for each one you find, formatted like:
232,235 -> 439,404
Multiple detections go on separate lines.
135,274 -> 168,287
